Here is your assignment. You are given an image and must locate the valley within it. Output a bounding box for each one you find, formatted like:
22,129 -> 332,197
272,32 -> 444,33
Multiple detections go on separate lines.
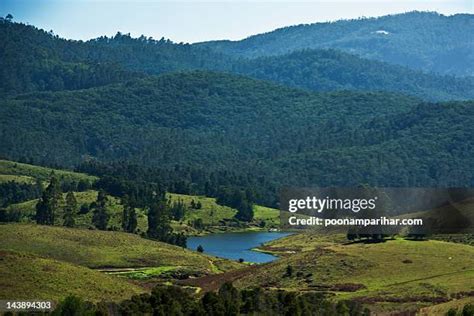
1,161 -> 473,314
0,9 -> 473,315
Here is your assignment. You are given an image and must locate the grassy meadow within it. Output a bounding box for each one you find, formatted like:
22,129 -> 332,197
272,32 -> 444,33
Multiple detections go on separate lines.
6,189 -> 280,235
0,159 -> 97,183
0,223 -> 241,272
238,233 -> 474,314
0,223 -> 243,301
1,160 -> 473,314
0,251 -> 144,302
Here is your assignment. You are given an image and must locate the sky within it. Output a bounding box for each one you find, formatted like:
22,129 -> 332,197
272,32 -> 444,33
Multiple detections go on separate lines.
0,0 -> 472,43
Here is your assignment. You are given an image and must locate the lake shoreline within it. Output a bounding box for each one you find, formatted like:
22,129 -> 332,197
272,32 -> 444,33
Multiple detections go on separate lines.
187,231 -> 293,263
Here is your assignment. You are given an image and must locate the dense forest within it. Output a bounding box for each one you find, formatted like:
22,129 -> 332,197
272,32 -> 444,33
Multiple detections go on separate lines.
1,17 -> 473,101
198,11 -> 474,77
234,49 -> 474,101
0,17 -> 229,96
1,71 -> 473,207
1,14 -> 473,208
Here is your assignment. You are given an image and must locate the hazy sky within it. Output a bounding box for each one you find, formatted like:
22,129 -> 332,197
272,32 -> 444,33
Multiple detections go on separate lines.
1,0 -> 472,43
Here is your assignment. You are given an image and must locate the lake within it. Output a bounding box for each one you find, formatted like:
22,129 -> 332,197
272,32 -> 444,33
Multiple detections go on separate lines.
187,231 -> 292,263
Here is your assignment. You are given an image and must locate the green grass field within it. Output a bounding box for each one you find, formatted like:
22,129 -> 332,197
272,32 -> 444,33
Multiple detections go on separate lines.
0,174 -> 36,184
253,205 -> 280,226
418,297 -> 474,315
1,160 -> 281,236
7,190 -> 280,236
168,193 -> 280,233
240,233 -> 474,314
0,223 -> 241,273
0,159 -> 97,183
6,190 -> 151,232
0,250 -> 144,302
169,193 -> 236,225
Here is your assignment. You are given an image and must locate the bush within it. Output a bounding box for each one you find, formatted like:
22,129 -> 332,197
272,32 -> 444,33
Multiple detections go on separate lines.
463,304 -> 474,316
52,296 -> 96,316
0,207 -> 21,222
78,203 -> 90,214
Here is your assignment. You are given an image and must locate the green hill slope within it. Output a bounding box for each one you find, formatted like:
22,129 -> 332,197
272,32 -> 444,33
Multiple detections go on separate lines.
2,19 -> 473,101
234,49 -> 474,101
0,160 -> 98,207
169,193 -> 280,234
0,159 -> 97,183
0,250 -> 144,302
198,11 -> 474,77
397,197 -> 474,234
0,224 -> 240,273
1,71 -> 472,199
5,190 -> 144,230
236,234 -> 474,314
5,188 -> 279,234
0,19 -> 229,96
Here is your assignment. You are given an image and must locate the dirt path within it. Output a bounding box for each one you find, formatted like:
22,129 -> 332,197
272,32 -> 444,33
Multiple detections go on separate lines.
176,264 -> 264,292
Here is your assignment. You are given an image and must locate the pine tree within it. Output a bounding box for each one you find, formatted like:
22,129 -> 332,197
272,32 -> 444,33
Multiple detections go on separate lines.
127,208 -> 138,233
63,191 -> 77,227
121,195 -> 130,231
235,199 -> 254,222
218,282 -> 241,316
35,173 -> 62,225
170,200 -> 186,220
122,195 -> 138,233
92,190 -> 109,230
147,199 -> 171,240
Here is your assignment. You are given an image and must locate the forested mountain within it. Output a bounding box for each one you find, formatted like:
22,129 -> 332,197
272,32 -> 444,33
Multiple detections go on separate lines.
0,18 -> 140,95
0,18 -> 230,96
1,71 -> 473,205
233,49 -> 474,101
1,18 -> 473,101
197,11 -> 474,77
1,17 -> 473,206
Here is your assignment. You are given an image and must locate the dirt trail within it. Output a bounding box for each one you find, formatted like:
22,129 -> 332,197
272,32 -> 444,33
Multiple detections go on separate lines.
176,264 -> 263,292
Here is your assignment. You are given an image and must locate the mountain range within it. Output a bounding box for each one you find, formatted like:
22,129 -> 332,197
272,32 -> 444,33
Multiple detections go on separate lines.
1,14 -> 473,101
0,12 -> 473,205
197,11 -> 474,77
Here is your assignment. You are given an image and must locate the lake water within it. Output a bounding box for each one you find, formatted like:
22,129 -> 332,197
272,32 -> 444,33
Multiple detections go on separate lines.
187,231 -> 292,263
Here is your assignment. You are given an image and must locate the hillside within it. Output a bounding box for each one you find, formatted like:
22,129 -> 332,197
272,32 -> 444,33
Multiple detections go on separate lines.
0,159 -> 97,183
0,224 -> 240,273
1,19 -> 473,101
0,19 -> 230,96
234,49 -> 474,101
198,11 -> 474,77
0,159 -> 98,207
5,190 -> 146,229
397,197 -> 474,234
4,186 -> 279,233
169,193 -> 280,234
236,234 -> 474,314
1,7 -> 473,315
0,250 -> 144,302
1,71 -> 473,206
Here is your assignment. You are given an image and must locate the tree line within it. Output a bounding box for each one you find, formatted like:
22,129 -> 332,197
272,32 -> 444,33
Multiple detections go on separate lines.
52,282 -> 372,316
31,172 -> 187,247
